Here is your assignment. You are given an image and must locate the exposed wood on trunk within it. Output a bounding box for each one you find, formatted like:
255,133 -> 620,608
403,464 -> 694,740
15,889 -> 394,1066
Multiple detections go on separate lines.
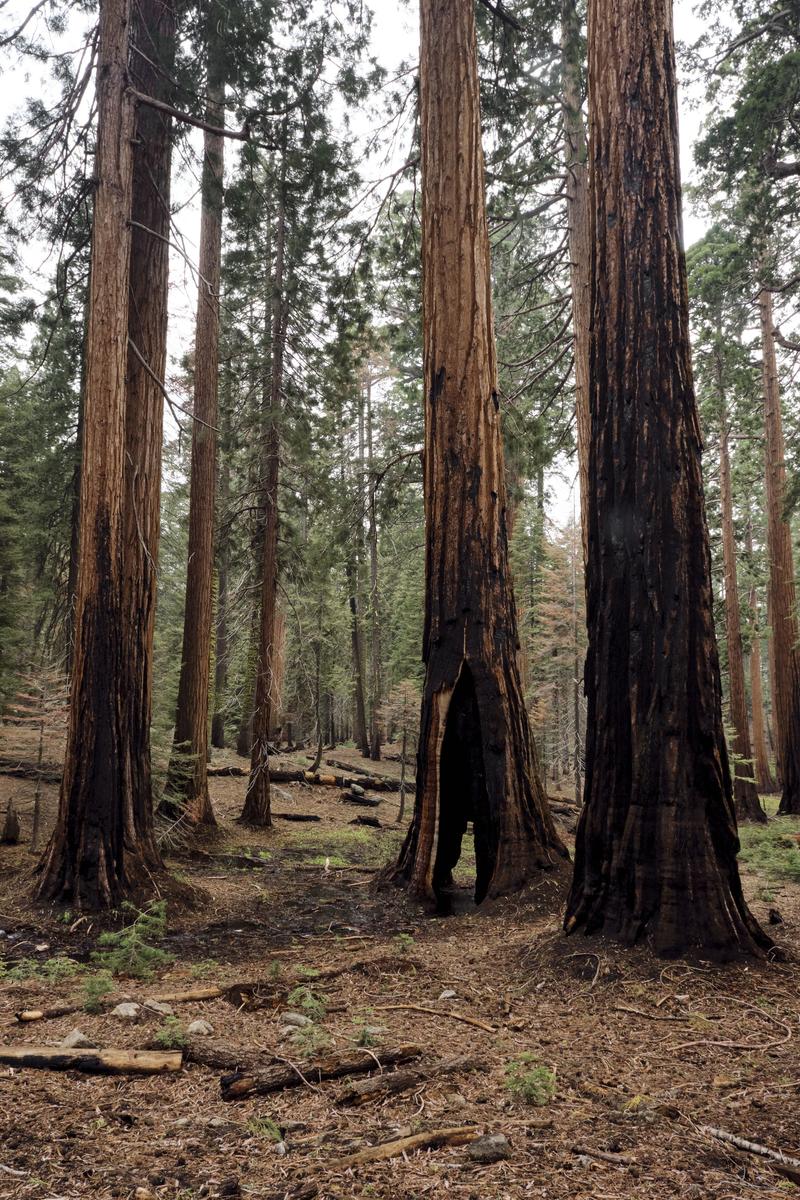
718,393 -> 764,822
564,0 -> 770,956
0,1046 -> 182,1074
340,1056 -> 482,1105
35,0 -> 150,907
759,286 -> 800,815
390,0 -> 566,907
220,1043 -> 422,1100
165,6 -> 225,825
561,0 -> 591,567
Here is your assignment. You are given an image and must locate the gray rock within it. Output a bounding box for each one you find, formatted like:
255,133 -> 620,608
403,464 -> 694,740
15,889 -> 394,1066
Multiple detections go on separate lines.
111,1002 -> 141,1020
144,1000 -> 174,1016
60,1028 -> 98,1049
361,1025 -> 387,1038
279,1011 -> 312,1028
468,1134 -> 511,1164
187,1019 -> 214,1036
173,1117 -> 191,1128
438,989 -> 457,1001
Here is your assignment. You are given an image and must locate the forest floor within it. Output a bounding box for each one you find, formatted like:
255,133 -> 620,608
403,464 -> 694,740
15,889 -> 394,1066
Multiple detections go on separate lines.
0,723 -> 799,1200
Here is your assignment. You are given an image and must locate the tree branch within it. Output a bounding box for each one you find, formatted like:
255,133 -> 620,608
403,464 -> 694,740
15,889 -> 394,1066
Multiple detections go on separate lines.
774,325 -> 800,353
476,0 -> 521,33
128,88 -> 251,142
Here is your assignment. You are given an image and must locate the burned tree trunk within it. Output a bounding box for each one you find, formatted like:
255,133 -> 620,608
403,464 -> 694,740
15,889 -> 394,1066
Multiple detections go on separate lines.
759,287 -> 800,816
165,8 -> 225,825
564,0 -> 770,956
718,399 -> 764,822
122,0 -> 176,866
36,0 -> 147,906
390,0 -> 566,907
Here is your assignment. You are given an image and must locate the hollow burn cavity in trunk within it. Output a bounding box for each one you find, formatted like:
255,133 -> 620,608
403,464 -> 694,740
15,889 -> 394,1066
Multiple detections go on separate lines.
433,665 -> 491,910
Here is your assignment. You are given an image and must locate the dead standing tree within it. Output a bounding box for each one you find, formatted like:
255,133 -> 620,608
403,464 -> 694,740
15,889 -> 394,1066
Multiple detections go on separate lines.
564,0 -> 770,956
389,0 -> 567,907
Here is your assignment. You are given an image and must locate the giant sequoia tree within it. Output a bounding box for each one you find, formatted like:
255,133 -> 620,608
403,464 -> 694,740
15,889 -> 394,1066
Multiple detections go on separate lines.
37,0 -> 157,905
564,0 -> 770,956
390,0 -> 566,906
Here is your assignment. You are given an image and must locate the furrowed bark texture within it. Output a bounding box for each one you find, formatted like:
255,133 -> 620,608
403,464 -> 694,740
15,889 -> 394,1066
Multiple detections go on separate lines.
564,0 -> 770,956
391,0 -> 566,906
36,0 -> 144,906
561,0 -> 591,568
718,407 -> 764,822
122,0 -> 176,866
242,160 -> 287,827
759,288 -> 800,816
166,14 -> 224,824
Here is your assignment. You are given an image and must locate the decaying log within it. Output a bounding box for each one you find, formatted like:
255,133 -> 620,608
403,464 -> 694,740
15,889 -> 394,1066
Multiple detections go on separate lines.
350,815 -> 381,828
328,1125 -> 479,1167
324,758 -> 413,793
341,791 -> 381,808
15,983 -> 255,1024
220,1043 -> 422,1100
0,755 -> 61,785
340,1055 -> 482,1105
273,812 -> 321,822
0,1045 -> 182,1074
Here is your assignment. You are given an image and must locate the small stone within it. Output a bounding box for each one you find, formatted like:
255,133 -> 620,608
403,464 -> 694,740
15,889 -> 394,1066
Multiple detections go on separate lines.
145,1000 -> 174,1016
438,989 -> 457,1001
134,1189 -> 155,1200
111,1002 -> 141,1020
279,1011 -> 312,1027
468,1134 -> 511,1164
187,1019 -> 214,1036
361,1025 -> 387,1038
173,1117 -> 191,1128
274,1140 -> 287,1156
446,1092 -> 467,1107
60,1028 -> 97,1049
207,1117 -> 229,1129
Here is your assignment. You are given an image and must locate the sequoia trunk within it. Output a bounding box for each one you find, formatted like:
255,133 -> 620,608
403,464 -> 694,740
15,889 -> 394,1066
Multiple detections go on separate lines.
36,0 -> 146,906
718,400 -> 764,821
390,0 -> 566,906
759,287 -> 800,815
564,0 -> 769,956
746,520 -> 775,792
122,0 -> 176,863
165,12 -> 224,824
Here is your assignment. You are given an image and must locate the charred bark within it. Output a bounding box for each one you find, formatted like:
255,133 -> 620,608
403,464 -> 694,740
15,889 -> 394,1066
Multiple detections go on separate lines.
36,0 -> 149,907
390,0 -> 566,907
564,0 -> 770,956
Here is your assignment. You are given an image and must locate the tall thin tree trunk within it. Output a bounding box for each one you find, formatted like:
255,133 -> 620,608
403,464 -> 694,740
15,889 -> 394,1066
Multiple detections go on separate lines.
564,0 -> 769,957
165,11 -> 224,825
760,286 -> 800,815
36,0 -> 145,907
746,521 -> 775,792
241,152 -> 287,827
212,379 -> 231,749
571,518 -> 581,806
718,383 -> 765,821
366,376 -> 382,761
122,0 -> 176,861
390,0 -> 566,907
561,0 -> 591,567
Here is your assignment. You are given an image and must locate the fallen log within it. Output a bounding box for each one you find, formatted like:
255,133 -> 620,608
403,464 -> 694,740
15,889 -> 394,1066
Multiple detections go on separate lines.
328,1125 -> 479,1168
324,759 -> 413,793
15,983 -> 257,1024
700,1125 -> 800,1183
340,1055 -> 482,1105
373,1003 -> 496,1033
0,1045 -> 182,1074
0,755 -> 61,785
273,812 -> 321,823
220,1043 -> 422,1100
341,791 -> 380,808
350,815 -> 381,828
